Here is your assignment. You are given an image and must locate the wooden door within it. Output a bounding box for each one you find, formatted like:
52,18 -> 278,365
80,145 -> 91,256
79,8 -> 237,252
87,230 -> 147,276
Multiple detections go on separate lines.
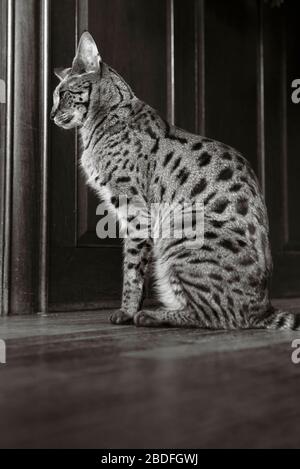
1,0 -> 300,315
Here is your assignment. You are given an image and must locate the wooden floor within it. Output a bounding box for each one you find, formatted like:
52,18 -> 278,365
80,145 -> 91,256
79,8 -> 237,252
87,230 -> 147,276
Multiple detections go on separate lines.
1,300 -> 300,449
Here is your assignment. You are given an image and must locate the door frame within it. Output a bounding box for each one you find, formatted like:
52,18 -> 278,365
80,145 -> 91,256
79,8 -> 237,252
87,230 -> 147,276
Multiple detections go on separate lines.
0,0 -> 50,315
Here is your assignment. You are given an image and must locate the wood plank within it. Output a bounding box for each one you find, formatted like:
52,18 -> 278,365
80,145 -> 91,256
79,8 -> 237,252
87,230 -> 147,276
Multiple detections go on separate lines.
0,308 -> 300,448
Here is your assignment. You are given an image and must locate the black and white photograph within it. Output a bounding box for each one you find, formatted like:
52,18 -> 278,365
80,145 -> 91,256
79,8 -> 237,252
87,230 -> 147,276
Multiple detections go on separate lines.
0,0 -> 300,451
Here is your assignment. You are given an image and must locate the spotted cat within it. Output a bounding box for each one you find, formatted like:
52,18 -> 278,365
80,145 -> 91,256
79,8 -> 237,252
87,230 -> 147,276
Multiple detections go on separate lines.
51,32 -> 299,330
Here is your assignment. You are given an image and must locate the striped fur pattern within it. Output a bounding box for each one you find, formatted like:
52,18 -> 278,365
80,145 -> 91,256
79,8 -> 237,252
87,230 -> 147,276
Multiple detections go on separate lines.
51,32 -> 300,331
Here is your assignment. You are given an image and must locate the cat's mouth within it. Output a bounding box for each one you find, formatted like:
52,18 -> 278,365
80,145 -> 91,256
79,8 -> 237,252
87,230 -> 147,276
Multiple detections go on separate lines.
54,115 -> 74,128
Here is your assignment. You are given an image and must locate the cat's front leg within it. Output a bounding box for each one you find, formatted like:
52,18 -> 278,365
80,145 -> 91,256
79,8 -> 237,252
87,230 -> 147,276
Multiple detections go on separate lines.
110,237 -> 151,325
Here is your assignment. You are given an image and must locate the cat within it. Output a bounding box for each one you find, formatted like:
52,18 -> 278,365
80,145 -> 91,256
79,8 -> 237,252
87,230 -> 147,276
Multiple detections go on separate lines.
51,31 -> 299,330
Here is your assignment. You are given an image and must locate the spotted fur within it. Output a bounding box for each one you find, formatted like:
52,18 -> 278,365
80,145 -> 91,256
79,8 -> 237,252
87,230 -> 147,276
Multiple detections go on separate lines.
51,32 -> 300,331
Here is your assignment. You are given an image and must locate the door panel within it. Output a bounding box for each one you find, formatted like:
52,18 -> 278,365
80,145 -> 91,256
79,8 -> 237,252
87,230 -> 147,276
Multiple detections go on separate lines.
205,0 -> 258,172
263,2 -> 300,296
49,0 -> 170,309
286,4 -> 300,246
77,0 -> 168,247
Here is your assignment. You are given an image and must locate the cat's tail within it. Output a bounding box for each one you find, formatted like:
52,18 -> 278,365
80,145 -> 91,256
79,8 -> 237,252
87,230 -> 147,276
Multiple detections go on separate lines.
250,306 -> 300,331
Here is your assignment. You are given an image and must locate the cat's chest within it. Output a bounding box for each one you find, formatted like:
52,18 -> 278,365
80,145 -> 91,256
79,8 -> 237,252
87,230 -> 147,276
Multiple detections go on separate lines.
81,148 -> 100,180
80,149 -> 129,228
81,149 -> 110,195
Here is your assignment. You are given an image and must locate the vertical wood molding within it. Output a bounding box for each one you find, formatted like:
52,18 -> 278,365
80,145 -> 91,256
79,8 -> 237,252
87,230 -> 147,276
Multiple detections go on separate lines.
166,0 -> 175,124
0,0 -> 6,315
195,0 -> 206,135
281,3 -> 289,246
257,0 -> 266,197
9,0 -> 39,314
2,0 -> 14,316
2,0 -> 50,314
38,0 -> 50,314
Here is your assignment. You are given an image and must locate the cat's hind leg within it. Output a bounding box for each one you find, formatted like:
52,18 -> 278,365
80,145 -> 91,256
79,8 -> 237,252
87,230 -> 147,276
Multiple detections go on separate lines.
134,248 -> 207,328
144,238 -> 239,330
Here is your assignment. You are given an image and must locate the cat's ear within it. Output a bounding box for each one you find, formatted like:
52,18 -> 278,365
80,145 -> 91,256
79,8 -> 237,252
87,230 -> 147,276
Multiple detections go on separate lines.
72,31 -> 102,74
54,67 -> 71,81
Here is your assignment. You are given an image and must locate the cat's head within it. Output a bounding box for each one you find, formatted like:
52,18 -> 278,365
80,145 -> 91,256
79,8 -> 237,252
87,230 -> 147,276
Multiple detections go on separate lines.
51,32 -> 103,129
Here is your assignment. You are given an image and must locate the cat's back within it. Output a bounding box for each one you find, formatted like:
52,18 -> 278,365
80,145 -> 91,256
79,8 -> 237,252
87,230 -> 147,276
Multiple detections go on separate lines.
133,106 -> 260,197
147,118 -> 266,219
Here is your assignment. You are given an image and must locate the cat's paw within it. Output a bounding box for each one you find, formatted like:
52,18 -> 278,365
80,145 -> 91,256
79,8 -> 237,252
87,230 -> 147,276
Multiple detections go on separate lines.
134,310 -> 161,327
110,310 -> 133,325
